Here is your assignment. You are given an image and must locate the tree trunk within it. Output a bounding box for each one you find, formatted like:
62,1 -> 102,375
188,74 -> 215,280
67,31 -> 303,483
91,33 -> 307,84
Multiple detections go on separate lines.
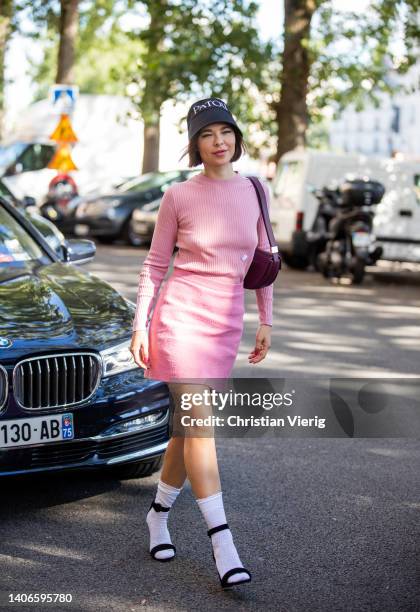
0,0 -> 13,139
140,2 -> 166,174
142,117 -> 160,174
274,0 -> 316,163
141,77 -> 161,173
56,0 -> 79,84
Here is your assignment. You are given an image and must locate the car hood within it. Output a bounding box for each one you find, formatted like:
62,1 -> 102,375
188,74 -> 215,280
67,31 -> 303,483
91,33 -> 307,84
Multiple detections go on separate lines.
0,261 -> 135,361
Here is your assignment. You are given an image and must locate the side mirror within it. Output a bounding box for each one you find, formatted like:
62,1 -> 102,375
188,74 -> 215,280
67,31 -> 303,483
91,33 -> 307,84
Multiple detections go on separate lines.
5,164 -> 17,177
61,238 -> 96,264
5,162 -> 25,176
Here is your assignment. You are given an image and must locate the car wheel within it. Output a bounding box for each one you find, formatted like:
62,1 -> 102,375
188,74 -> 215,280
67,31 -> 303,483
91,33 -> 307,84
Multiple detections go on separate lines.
122,214 -> 143,247
106,455 -> 164,480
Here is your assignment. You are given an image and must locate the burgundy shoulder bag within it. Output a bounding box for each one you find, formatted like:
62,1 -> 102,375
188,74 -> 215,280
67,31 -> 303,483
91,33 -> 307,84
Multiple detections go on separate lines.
243,176 -> 281,290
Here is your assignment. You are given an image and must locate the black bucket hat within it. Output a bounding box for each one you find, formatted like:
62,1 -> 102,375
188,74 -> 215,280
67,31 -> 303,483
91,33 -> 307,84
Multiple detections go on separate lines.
186,97 -> 242,141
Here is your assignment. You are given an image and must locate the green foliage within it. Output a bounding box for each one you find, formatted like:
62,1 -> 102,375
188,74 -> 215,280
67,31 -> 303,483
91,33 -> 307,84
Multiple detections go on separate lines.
306,119 -> 330,150
27,0 -> 144,96
259,0 -> 420,151
125,0 -> 272,154
18,0 -> 420,156
307,0 -> 420,119
77,28 -> 144,95
27,0 -> 271,155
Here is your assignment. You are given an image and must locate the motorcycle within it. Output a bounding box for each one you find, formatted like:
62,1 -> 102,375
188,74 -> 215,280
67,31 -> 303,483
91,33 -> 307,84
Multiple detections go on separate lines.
40,173 -> 79,224
308,178 -> 385,285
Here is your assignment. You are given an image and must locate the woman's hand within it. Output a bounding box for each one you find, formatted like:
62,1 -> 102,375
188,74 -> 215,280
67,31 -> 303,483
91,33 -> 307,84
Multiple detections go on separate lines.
130,329 -> 149,369
248,324 -> 272,364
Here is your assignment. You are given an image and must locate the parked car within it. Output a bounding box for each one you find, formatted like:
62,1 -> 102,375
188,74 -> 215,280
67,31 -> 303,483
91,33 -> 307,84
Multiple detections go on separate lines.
0,196 -> 171,479
52,169 -> 199,246
0,140 -> 58,204
130,197 -> 161,245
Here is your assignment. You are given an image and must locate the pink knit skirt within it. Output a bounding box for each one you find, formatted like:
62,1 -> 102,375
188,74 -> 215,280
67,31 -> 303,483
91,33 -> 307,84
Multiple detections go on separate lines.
144,268 -> 245,386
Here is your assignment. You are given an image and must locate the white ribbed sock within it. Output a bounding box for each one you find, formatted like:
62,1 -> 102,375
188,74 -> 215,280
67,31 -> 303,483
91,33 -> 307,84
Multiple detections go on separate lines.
196,491 -> 250,585
146,479 -> 182,560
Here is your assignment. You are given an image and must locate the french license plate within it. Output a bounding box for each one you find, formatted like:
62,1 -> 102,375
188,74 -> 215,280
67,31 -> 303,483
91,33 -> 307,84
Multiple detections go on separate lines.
0,413 -> 74,448
74,224 -> 90,236
352,232 -> 371,248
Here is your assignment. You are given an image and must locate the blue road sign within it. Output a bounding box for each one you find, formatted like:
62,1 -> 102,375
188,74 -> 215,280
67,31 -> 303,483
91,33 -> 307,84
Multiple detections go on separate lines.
50,85 -> 79,112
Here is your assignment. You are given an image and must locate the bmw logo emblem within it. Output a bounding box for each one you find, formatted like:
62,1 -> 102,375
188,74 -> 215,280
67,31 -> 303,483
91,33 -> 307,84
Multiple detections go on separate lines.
0,338 -> 12,348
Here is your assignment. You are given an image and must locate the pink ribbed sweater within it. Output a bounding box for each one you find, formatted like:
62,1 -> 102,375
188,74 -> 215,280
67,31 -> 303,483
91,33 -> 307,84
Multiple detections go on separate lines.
132,172 -> 274,331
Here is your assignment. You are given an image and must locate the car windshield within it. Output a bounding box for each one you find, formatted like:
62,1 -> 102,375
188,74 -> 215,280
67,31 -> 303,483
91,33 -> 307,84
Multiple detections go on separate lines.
0,142 -> 26,171
0,205 -> 46,264
272,160 -> 303,203
118,172 -> 181,193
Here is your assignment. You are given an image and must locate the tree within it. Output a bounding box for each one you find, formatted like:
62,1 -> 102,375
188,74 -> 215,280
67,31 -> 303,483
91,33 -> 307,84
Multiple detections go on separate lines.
273,1 -> 316,162
29,0 -> 271,172
15,0 -> 79,87
56,0 -> 79,83
0,0 -> 15,137
28,0 -> 121,91
271,0 -> 420,162
29,2 -> 143,100
127,0 -> 272,173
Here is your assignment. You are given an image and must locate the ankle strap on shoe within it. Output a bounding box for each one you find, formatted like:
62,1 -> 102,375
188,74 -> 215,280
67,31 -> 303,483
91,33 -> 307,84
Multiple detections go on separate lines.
207,523 -> 229,537
150,500 -> 171,512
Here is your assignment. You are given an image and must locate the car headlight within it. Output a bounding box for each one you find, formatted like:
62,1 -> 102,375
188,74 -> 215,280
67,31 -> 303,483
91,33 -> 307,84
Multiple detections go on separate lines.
80,199 -> 122,216
100,199 -> 121,216
107,205 -> 120,220
100,339 -> 137,378
107,198 -> 121,208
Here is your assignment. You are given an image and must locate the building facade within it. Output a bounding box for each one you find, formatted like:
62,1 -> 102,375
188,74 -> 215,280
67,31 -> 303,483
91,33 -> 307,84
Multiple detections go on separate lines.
329,62 -> 420,159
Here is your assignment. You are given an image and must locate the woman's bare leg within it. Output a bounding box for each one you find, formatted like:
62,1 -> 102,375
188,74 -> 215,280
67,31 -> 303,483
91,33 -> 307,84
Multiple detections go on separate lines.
160,436 -> 187,489
166,382 -> 250,585
167,382 -> 221,498
145,391 -> 187,560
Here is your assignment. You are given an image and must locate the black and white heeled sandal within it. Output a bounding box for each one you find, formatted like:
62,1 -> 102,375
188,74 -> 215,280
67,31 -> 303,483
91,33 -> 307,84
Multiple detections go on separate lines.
207,523 -> 252,589
148,500 -> 177,562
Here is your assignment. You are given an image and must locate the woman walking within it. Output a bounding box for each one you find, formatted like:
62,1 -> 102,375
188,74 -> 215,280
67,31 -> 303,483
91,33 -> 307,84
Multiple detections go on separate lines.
130,97 -> 273,589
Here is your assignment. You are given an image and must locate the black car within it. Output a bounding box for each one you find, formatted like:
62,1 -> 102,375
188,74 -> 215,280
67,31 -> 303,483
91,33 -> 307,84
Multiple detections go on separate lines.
0,197 -> 171,479
50,170 -> 198,246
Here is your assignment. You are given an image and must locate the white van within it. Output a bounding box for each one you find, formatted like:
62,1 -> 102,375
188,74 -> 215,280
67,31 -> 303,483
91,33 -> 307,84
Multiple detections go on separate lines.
270,149 -> 420,267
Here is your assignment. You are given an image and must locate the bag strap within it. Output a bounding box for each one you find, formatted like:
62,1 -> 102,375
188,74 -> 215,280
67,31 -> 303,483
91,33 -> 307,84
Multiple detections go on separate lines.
247,176 -> 279,258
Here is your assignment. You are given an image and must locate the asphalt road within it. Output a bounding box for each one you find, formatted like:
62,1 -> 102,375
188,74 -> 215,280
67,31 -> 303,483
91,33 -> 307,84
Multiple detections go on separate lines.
84,245 -> 420,378
1,245 -> 419,612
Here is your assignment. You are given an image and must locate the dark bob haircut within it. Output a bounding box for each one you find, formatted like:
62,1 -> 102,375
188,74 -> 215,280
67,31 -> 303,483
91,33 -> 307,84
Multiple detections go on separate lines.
179,123 -> 247,167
